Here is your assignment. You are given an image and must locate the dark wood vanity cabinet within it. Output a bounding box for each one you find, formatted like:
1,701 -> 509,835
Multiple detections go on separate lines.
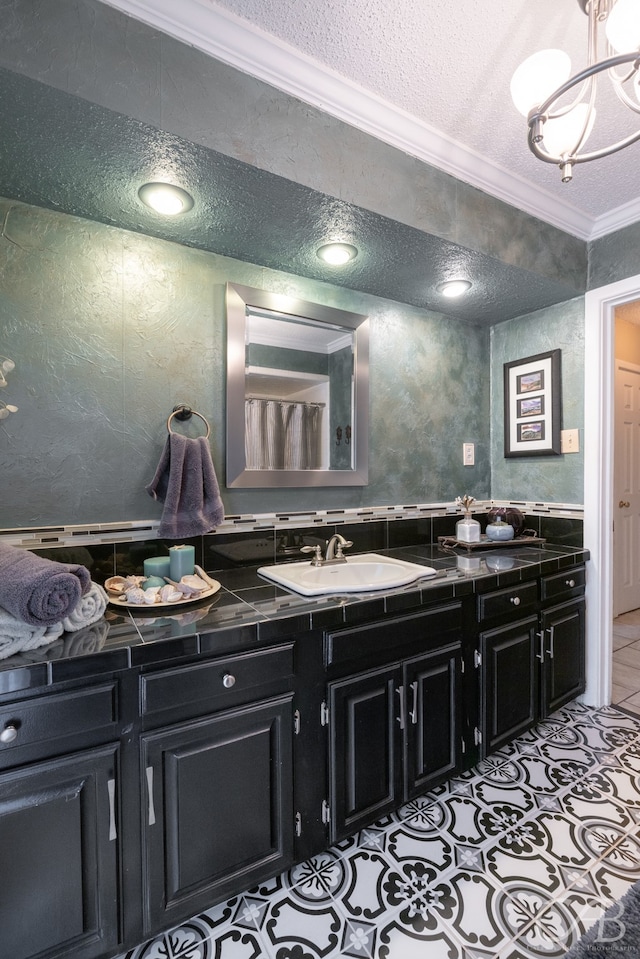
138,643 -> 296,936
0,557 -> 588,959
478,567 -> 586,757
540,597 -> 586,714
0,681 -> 122,959
479,615 -> 540,754
324,604 -> 463,843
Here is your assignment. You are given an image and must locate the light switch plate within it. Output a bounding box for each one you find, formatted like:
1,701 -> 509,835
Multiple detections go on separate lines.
463,443 -> 475,466
561,429 -> 580,453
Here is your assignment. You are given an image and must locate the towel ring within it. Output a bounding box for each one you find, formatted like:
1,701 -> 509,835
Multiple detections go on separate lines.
167,405 -> 211,438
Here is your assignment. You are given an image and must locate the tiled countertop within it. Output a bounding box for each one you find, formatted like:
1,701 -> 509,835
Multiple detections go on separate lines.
0,542 -> 590,694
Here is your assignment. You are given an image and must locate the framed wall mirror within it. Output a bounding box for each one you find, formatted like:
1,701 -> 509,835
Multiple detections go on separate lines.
226,282 -> 369,488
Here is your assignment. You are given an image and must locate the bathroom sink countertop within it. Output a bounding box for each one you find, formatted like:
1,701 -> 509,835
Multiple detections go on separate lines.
0,542 -> 589,693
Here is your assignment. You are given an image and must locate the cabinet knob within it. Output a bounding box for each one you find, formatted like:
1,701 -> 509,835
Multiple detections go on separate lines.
222,673 -> 236,689
566,578 -> 576,588
510,596 -> 521,606
0,723 -> 18,744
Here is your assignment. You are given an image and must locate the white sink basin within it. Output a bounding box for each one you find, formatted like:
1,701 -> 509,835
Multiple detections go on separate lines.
257,553 -> 437,596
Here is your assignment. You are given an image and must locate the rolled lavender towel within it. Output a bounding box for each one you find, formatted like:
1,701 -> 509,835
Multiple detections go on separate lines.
0,607 -> 64,660
0,543 -> 90,627
62,581 -> 108,633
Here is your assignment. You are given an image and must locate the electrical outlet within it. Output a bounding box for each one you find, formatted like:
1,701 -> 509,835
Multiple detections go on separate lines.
561,429 -> 580,453
463,443 -> 475,466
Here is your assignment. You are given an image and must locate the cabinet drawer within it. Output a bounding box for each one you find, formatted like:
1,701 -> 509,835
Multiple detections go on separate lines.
325,604 -> 461,669
0,683 -> 118,760
140,644 -> 294,718
477,582 -> 537,623
540,566 -> 585,602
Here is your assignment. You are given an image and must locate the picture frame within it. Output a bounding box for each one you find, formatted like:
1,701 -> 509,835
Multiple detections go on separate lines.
504,349 -> 561,457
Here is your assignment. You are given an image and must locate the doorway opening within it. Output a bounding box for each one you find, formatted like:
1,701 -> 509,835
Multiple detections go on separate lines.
611,301 -> 640,715
584,273 -> 640,710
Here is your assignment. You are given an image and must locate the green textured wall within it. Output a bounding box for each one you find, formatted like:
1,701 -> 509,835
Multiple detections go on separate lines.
0,196 -> 494,528
490,298 -> 585,503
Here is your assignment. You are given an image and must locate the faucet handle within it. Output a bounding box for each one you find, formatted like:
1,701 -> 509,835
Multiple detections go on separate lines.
334,539 -> 353,559
300,544 -> 323,565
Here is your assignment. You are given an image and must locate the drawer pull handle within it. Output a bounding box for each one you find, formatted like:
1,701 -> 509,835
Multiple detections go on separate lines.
146,766 -> 156,826
396,686 -> 406,731
510,596 -> 521,606
107,778 -> 117,841
566,579 -> 576,588
546,626 -> 555,660
0,723 -> 18,744
222,673 -> 236,688
536,631 -> 545,662
409,681 -> 419,725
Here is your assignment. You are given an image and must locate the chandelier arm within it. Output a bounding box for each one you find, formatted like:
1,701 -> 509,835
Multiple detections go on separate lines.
611,67 -> 640,114
526,52 -> 640,164
528,51 -> 640,122
529,125 -> 640,165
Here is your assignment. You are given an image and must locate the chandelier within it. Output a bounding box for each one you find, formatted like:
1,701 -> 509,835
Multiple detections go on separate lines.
510,0 -> 640,181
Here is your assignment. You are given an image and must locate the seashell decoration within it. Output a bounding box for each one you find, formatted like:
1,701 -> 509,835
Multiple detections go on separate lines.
105,575 -> 145,595
108,568 -> 215,605
181,575 -> 208,591
124,586 -> 147,605
159,584 -> 183,603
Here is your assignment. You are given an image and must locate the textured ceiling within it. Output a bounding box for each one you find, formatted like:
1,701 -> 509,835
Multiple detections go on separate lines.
0,67 -> 580,327
99,0 -> 640,239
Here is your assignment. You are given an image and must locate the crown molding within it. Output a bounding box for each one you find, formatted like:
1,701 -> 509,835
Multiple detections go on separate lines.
588,196 -> 640,241
100,0 -> 602,240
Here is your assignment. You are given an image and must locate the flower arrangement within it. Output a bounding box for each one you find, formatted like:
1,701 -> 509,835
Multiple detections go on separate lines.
455,494 -> 476,514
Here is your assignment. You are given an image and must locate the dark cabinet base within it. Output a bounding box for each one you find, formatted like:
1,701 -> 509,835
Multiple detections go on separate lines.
141,694 -> 294,935
0,744 -> 120,959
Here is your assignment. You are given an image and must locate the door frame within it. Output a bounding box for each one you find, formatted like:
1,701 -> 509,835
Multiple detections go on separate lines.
584,272 -> 640,707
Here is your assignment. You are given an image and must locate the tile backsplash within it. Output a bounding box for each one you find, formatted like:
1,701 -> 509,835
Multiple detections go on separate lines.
3,500 -> 584,582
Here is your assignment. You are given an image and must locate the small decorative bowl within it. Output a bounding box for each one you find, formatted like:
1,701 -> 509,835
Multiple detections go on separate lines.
486,519 -> 514,541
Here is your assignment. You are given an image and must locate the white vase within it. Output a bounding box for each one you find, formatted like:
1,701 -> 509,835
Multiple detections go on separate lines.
456,512 -> 481,543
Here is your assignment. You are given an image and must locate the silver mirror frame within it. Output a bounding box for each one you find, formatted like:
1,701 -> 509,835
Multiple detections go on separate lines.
226,282 -> 369,488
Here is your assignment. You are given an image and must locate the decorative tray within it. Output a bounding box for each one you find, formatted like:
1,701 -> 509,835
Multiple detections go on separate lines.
107,565 -> 222,610
438,535 -> 546,553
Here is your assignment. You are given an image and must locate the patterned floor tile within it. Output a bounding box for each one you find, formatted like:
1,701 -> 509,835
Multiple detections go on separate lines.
485,841 -> 565,900
436,869 -> 518,954
112,707 -> 640,959
384,821 -> 456,873
492,886 -> 583,957
332,848 -> 395,923
259,893 -> 345,958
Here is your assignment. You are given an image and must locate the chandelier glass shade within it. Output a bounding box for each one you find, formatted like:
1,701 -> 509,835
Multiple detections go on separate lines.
511,0 -> 640,181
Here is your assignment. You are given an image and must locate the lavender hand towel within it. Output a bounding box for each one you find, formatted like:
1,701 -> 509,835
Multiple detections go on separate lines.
146,433 -> 225,538
0,543 -> 90,627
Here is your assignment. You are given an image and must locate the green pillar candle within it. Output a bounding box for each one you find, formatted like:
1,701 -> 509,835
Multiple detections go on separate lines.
169,544 -> 195,580
143,556 -> 171,579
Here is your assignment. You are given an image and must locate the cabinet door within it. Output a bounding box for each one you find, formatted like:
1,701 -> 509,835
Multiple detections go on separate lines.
328,665 -> 402,843
404,644 -> 462,799
480,617 -> 539,756
141,694 -> 294,934
540,598 -> 586,715
0,745 -> 120,959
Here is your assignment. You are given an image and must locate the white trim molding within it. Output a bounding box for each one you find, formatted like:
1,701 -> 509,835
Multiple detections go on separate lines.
584,272 -> 640,707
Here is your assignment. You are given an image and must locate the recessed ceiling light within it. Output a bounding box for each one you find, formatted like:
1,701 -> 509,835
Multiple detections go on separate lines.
138,182 -> 194,216
437,279 -> 472,298
316,242 -> 358,266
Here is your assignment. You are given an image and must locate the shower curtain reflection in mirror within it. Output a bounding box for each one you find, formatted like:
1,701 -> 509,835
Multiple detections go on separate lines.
245,398 -> 324,470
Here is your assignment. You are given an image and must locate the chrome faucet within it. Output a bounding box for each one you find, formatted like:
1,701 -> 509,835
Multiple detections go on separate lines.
300,533 -> 353,566
324,533 -> 353,563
